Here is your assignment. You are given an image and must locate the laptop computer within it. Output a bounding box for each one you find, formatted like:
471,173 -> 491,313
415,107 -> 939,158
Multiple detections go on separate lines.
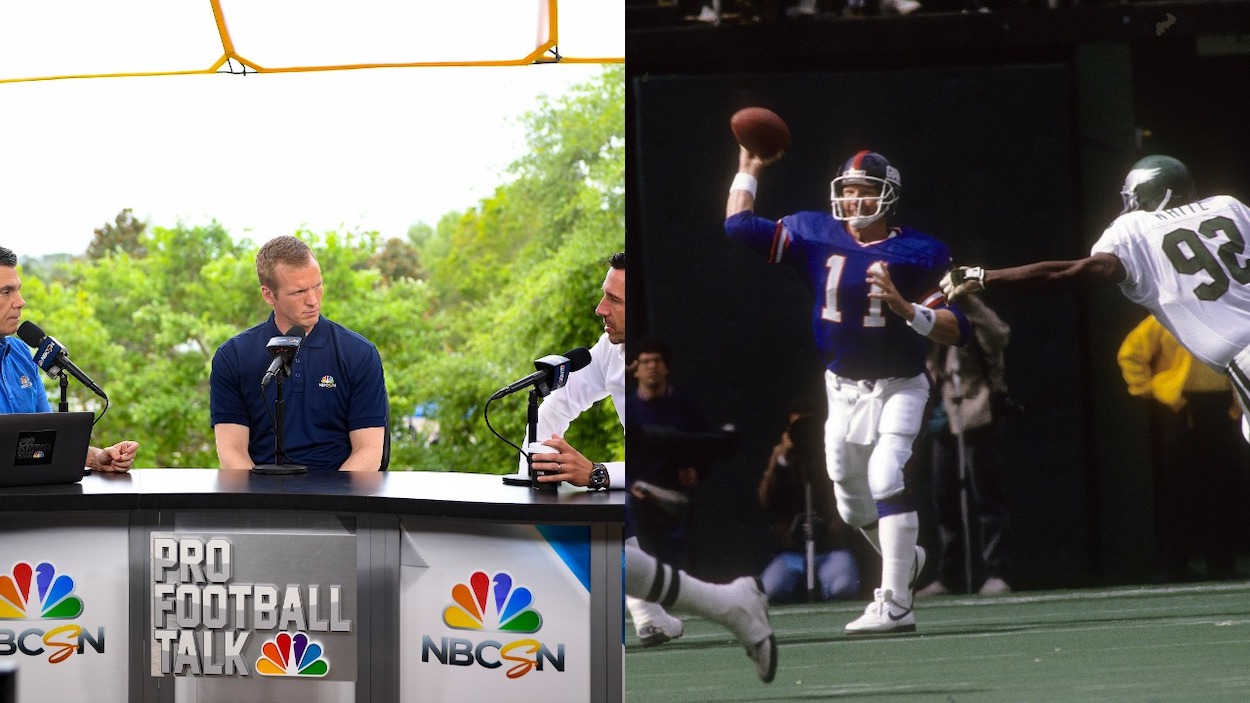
0,412 -> 94,487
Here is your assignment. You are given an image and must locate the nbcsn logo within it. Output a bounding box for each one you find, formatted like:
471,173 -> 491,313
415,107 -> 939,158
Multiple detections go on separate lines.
256,632 -> 330,677
422,570 -> 565,679
0,561 -> 104,664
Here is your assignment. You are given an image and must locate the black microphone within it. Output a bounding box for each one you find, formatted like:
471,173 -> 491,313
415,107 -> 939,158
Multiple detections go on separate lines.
260,326 -> 305,388
490,347 -> 592,401
16,321 -> 108,400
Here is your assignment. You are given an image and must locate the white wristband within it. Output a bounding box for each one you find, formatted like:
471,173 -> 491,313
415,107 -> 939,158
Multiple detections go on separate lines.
730,172 -> 758,197
907,303 -> 936,336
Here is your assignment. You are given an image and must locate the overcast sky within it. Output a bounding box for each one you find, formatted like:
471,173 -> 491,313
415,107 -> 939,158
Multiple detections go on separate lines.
1,64 -> 606,258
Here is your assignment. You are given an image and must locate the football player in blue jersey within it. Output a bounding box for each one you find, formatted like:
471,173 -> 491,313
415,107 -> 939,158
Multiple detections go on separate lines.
726,146 -> 970,634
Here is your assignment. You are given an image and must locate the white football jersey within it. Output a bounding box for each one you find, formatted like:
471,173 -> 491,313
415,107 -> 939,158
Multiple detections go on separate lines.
1091,195 -> 1250,368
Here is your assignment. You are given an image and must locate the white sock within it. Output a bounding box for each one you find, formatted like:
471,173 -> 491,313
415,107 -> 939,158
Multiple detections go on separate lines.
878,511 -> 919,608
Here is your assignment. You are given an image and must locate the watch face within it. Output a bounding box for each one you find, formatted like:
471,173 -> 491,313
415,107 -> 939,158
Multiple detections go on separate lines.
591,466 -> 608,488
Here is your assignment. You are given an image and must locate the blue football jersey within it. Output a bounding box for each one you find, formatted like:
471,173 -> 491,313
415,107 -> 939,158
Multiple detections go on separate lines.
726,209 -> 965,380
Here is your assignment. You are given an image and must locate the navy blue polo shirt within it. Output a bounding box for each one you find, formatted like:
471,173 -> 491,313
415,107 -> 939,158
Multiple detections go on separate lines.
0,336 -> 51,413
210,314 -> 388,472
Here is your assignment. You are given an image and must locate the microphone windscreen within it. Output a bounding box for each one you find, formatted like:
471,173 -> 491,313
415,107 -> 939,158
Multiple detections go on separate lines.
284,326 -> 306,339
16,321 -> 44,348
563,347 -> 592,372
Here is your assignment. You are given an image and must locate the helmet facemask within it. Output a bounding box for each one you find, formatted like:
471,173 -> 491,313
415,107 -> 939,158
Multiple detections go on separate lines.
831,176 -> 899,228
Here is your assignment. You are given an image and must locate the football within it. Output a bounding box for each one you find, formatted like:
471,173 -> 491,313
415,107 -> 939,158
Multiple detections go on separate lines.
730,107 -> 791,159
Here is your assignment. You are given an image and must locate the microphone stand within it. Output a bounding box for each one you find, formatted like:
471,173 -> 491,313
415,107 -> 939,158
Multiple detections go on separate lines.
57,375 -> 69,413
526,387 -> 557,492
252,360 -> 307,475
501,387 -> 555,490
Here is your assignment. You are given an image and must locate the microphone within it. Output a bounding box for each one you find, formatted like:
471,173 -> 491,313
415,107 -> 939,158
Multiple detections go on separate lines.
16,321 -> 108,400
490,347 -> 592,401
260,326 -> 305,388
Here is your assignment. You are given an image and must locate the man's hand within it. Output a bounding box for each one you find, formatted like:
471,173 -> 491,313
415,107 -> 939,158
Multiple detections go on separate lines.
940,266 -> 986,300
866,261 -> 912,319
530,434 -> 593,487
93,440 -> 139,473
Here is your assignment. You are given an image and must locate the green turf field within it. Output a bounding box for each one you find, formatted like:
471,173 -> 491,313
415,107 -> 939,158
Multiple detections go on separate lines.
625,581 -> 1250,702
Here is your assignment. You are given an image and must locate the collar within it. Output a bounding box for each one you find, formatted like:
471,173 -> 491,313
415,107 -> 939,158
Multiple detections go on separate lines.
265,313 -> 330,350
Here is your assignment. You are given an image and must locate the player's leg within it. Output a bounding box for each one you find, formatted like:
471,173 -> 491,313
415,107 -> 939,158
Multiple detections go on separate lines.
845,375 -> 928,635
624,536 -> 684,646
825,373 -> 878,540
624,542 -> 777,683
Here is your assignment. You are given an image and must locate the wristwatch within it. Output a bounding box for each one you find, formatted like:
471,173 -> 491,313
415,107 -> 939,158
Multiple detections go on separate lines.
588,463 -> 610,490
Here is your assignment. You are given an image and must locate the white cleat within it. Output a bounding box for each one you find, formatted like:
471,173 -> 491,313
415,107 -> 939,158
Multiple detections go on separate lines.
724,577 -> 777,683
628,597 -> 684,647
844,588 -> 915,635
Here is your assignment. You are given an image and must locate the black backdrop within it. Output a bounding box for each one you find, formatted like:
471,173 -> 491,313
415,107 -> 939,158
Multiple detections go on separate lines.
630,66 -> 1094,587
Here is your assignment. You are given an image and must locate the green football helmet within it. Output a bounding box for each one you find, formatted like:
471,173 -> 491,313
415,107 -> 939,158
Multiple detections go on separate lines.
1119,154 -> 1196,214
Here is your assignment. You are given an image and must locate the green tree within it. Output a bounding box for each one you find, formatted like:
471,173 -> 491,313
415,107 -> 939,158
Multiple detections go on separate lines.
87,208 -> 148,259
18,65 -> 625,475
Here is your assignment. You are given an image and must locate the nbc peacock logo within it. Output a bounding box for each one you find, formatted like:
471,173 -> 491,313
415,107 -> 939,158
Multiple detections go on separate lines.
442,570 -> 541,633
255,632 -> 330,677
0,561 -> 104,664
423,570 -> 564,678
0,561 -> 84,620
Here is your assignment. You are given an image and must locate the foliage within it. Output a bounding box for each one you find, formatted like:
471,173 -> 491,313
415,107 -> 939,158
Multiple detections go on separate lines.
18,66 -> 626,475
87,208 -> 148,259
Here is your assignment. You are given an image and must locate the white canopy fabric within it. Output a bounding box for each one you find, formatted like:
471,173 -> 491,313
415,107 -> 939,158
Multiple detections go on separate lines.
0,0 -> 621,83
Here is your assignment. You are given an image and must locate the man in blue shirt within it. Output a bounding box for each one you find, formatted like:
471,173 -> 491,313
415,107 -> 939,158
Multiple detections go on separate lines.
210,236 -> 388,472
0,246 -> 137,472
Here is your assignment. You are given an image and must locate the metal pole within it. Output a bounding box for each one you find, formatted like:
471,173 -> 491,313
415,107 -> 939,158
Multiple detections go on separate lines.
949,351 -> 975,594
804,481 -> 816,601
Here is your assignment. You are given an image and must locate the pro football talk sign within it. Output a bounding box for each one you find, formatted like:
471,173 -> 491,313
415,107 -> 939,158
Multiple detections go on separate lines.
149,532 -> 357,681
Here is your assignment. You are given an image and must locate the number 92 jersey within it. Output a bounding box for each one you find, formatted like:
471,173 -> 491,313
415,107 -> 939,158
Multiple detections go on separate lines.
726,209 -> 965,380
1092,194 -> 1250,368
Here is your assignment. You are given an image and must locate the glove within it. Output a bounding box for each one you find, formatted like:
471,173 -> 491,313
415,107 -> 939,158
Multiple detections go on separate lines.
940,266 -> 986,300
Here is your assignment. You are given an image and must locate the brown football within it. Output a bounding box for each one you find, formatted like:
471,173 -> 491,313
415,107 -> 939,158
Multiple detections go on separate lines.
730,107 -> 791,158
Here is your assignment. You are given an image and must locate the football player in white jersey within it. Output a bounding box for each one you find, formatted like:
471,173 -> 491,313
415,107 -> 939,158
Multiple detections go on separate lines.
942,154 -> 1250,442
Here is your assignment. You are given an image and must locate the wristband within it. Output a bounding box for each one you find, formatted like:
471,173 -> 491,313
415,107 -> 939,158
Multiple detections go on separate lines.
730,172 -> 758,197
907,303 -> 936,336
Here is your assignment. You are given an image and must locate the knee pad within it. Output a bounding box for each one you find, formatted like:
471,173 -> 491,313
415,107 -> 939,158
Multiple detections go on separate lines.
868,432 -> 914,500
834,478 -> 877,527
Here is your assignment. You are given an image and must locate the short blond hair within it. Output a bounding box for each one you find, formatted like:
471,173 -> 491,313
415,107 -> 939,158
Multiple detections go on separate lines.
256,236 -> 314,290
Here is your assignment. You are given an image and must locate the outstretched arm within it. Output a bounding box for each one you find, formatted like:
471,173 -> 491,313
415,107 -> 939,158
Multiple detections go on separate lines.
943,253 -> 1126,298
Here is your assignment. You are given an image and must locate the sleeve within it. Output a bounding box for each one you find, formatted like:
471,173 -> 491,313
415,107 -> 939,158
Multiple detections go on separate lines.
1091,221 -> 1138,288
348,344 -> 389,430
209,342 -> 248,427
605,461 -> 625,491
726,210 -> 786,261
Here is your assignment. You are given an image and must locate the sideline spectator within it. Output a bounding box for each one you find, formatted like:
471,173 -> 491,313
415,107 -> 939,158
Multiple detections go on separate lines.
758,397 -> 861,603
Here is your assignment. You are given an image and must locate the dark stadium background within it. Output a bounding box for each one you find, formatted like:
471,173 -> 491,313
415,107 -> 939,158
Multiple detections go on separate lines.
626,4 -> 1250,590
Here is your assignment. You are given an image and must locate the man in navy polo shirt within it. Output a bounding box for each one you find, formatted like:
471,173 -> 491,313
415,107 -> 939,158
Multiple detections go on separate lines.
0,245 -> 137,472
210,235 -> 388,472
